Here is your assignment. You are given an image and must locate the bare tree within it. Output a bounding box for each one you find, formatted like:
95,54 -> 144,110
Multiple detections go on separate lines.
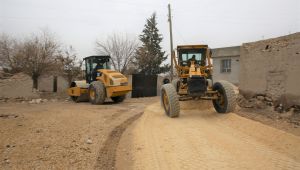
57,46 -> 83,86
0,33 -> 13,69
20,30 -> 61,89
0,33 -> 23,73
1,30 -> 83,89
95,33 -> 138,74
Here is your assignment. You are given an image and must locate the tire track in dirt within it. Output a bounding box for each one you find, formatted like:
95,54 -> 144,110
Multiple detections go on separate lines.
94,112 -> 143,170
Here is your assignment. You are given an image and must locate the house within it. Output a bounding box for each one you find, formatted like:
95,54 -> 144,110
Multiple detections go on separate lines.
211,46 -> 240,85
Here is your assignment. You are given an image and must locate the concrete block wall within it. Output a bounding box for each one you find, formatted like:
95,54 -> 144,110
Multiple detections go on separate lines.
125,75 -> 132,98
0,73 -> 38,98
212,56 -> 240,85
39,75 -> 69,93
212,46 -> 240,85
239,32 -> 300,106
0,73 -> 69,98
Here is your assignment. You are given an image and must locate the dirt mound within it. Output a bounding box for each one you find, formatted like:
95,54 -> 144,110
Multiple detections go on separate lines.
0,72 -> 38,99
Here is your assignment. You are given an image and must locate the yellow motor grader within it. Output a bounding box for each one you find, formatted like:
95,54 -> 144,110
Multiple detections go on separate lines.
68,56 -> 131,104
161,45 -> 237,117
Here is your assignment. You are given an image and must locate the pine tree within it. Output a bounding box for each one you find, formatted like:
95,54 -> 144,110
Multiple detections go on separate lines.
134,13 -> 169,75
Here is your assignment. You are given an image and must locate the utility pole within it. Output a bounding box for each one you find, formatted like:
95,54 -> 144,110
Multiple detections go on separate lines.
168,3 -> 174,81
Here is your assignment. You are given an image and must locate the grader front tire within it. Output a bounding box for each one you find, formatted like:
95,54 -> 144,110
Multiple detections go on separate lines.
161,84 -> 180,118
212,80 -> 236,113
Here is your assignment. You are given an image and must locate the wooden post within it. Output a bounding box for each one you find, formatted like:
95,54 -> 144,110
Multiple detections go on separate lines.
168,4 -> 174,81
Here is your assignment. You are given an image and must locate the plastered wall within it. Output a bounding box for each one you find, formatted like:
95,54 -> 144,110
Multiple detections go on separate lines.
239,33 -> 300,106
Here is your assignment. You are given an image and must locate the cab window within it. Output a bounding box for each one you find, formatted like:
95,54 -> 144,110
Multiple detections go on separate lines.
179,49 -> 206,66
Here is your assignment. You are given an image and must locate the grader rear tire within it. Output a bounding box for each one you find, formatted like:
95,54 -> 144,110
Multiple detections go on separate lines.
89,81 -> 106,105
161,84 -> 180,118
212,80 -> 236,113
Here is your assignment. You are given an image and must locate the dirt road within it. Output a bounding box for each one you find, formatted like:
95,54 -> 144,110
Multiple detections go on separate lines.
0,97 -> 156,169
117,100 -> 300,170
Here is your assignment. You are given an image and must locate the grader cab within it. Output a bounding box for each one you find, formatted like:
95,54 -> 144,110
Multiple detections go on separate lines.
161,45 -> 237,117
68,56 -> 131,104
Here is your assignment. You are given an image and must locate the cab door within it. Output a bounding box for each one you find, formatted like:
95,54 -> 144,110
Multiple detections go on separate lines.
85,58 -> 93,83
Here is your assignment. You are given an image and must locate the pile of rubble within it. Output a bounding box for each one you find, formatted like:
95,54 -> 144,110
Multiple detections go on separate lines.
0,97 -> 29,103
237,94 -> 300,126
0,97 -> 58,104
237,94 -> 273,109
28,98 -> 49,104
0,70 -> 13,79
237,94 -> 300,114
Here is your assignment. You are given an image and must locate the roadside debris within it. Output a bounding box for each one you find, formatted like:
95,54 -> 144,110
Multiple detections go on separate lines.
86,138 -> 93,144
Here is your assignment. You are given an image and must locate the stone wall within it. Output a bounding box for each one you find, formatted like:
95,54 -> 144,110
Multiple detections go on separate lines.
239,33 -> 300,107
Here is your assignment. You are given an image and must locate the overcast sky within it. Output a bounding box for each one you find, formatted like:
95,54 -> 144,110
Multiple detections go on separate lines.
1,0 -> 299,59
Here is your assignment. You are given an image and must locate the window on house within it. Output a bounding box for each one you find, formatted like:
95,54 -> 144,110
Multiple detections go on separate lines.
221,59 -> 231,73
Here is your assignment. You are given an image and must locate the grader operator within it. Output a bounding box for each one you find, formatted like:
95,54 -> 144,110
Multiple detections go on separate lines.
68,56 -> 131,104
161,45 -> 237,117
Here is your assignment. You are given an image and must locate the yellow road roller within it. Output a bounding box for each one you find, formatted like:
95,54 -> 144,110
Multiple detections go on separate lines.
68,56 -> 131,104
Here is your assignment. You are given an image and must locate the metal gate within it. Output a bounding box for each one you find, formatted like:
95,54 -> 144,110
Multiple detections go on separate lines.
131,74 -> 157,98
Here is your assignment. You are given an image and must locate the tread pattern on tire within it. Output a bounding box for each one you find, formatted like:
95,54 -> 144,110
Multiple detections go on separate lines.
89,81 -> 106,105
213,80 -> 237,113
161,84 -> 180,118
